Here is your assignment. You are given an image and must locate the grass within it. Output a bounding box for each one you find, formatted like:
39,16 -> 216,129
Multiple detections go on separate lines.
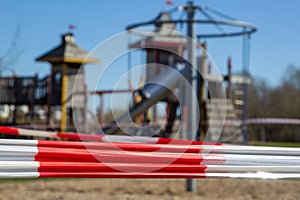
250,141 -> 300,148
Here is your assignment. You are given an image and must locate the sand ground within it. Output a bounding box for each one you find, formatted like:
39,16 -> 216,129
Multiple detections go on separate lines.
0,178 -> 299,200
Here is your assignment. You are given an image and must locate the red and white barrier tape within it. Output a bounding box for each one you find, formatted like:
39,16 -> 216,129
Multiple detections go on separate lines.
0,136 -> 299,179
0,138 -> 299,156
2,172 -> 300,179
1,141 -> 299,165
246,118 -> 300,125
207,118 -> 300,125
12,118 -> 300,129
0,126 -> 216,145
0,161 -> 299,179
0,126 -> 300,179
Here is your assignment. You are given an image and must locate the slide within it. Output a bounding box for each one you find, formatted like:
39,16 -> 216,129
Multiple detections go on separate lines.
102,62 -> 189,135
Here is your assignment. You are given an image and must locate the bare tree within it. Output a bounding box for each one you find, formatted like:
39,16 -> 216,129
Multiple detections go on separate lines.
0,25 -> 23,75
247,65 -> 300,142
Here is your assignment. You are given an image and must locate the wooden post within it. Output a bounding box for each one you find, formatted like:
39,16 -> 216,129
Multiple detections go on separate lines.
260,126 -> 266,142
47,75 -> 52,127
31,75 -> 38,124
60,64 -> 68,132
99,94 -> 104,126
199,43 -> 207,141
83,83 -> 88,133
227,56 -> 232,99
12,74 -> 17,125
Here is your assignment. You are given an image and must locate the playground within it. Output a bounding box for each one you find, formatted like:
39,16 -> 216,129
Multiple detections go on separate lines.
0,1 -> 300,199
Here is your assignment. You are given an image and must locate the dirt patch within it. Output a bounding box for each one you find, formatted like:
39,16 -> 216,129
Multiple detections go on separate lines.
0,178 -> 299,200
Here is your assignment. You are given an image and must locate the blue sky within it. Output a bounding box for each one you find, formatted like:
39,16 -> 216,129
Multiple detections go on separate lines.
1,0 -> 300,112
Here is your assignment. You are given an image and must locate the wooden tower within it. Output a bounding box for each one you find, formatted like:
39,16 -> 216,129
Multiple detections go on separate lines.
36,32 -> 99,132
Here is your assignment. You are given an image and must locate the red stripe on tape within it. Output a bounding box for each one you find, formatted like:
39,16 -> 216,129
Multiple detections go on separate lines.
39,172 -> 206,178
34,147 -> 204,164
0,126 -> 19,135
37,162 -> 207,173
37,140 -> 204,154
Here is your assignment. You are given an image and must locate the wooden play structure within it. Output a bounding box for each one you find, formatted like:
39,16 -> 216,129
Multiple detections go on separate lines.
0,33 -> 99,132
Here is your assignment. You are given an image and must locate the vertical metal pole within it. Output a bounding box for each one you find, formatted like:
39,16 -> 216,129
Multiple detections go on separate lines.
185,1 -> 197,192
241,33 -> 251,144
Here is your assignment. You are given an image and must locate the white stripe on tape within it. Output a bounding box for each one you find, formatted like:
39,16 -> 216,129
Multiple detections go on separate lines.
18,128 -> 59,138
0,139 -> 38,146
0,172 -> 40,178
102,135 -> 159,144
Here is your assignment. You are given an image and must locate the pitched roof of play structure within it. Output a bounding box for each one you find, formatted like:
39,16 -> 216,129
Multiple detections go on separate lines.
36,32 -> 99,64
